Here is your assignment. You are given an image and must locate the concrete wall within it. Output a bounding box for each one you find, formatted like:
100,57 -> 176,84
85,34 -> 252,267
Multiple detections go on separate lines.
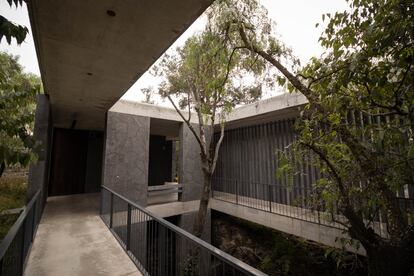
179,123 -> 205,201
179,123 -> 213,203
103,111 -> 150,206
27,94 -> 52,204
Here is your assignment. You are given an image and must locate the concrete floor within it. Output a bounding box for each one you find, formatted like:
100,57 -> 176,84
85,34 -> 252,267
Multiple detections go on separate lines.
24,193 -> 142,276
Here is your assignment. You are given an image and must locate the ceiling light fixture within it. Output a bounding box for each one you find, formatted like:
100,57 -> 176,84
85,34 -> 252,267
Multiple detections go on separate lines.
107,10 -> 116,17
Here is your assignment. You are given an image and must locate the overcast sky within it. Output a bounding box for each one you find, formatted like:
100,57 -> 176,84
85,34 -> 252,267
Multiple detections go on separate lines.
0,0 -> 349,103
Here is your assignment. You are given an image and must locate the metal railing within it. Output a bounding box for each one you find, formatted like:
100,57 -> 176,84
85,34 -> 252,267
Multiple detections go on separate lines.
0,190 -> 42,276
212,177 -> 414,237
101,185 -> 267,276
211,177 -> 339,226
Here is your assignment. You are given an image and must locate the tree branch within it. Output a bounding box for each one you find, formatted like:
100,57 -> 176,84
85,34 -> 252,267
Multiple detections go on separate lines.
210,120 -> 225,174
167,94 -> 205,156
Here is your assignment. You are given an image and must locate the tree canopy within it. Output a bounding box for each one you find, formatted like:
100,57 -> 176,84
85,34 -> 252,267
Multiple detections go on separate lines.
0,0 -> 28,45
0,52 -> 42,177
207,0 -> 414,274
150,27 -> 269,237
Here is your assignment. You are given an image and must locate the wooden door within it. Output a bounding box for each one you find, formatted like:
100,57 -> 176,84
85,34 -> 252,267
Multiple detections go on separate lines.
49,128 -> 88,196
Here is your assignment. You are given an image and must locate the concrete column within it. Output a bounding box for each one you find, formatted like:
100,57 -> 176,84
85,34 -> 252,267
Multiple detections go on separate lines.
178,123 -> 212,242
179,123 -> 205,202
27,94 -> 52,204
103,111 -> 150,206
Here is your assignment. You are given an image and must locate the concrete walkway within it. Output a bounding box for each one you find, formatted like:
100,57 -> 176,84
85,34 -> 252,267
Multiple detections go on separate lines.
24,193 -> 141,276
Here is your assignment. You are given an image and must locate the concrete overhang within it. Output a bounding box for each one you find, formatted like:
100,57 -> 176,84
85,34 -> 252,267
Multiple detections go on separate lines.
28,0 -> 213,130
223,92 -> 307,130
111,92 -> 308,130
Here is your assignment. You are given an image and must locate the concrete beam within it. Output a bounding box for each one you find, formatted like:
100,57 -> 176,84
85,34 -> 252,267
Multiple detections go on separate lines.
112,92 -> 307,130
110,100 -> 199,124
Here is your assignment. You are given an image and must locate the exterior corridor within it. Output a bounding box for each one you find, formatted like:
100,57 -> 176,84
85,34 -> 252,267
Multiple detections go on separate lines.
24,193 -> 141,276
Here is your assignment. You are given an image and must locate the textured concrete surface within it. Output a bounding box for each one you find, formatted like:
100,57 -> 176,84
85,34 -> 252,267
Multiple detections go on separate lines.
24,193 -> 141,276
28,0 -> 213,130
223,92 -> 307,129
110,100 -> 198,124
103,112 -> 149,206
27,94 -> 52,203
112,92 -> 306,131
147,200 -> 201,218
179,123 -> 206,202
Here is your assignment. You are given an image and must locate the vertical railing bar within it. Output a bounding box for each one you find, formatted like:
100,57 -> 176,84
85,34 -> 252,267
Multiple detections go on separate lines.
19,218 -> 26,276
268,185 -> 272,213
109,192 -> 114,228
31,198 -> 37,242
126,203 -> 131,251
235,180 -> 238,205
0,256 -> 3,276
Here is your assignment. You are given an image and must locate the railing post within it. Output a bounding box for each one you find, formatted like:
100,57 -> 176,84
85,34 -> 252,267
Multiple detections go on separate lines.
31,199 -> 37,242
126,203 -> 131,251
235,180 -> 239,205
19,218 -> 26,276
268,185 -> 272,213
109,193 -> 114,229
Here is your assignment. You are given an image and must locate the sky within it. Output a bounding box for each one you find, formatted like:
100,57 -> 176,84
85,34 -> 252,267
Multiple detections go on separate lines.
0,0 -> 349,104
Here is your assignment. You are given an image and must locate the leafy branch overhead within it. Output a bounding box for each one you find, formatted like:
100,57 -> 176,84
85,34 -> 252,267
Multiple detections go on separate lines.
207,0 -> 414,274
149,23 -> 272,237
0,0 -> 28,45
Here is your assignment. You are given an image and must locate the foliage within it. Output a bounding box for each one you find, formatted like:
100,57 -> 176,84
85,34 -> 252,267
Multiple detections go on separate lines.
212,211 -> 366,276
0,173 -> 27,240
0,0 -> 28,44
0,173 -> 26,212
0,52 -> 42,177
154,30 -> 267,115
151,28 -> 268,237
208,0 -> 414,274
0,213 -> 19,240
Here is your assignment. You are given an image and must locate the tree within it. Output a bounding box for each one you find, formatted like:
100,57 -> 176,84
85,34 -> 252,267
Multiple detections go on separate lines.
208,0 -> 414,274
152,29 -> 267,237
0,0 -> 28,45
0,52 -> 42,177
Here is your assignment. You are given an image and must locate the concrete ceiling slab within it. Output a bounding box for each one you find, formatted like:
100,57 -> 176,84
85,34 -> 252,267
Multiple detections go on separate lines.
28,0 -> 213,130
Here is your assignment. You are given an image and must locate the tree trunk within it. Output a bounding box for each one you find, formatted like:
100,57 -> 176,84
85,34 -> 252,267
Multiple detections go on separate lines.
0,161 -> 5,178
366,243 -> 414,276
193,169 -> 212,238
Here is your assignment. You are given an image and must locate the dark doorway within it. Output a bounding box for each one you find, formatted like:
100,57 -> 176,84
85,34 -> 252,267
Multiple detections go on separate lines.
148,135 -> 173,186
49,128 -> 103,196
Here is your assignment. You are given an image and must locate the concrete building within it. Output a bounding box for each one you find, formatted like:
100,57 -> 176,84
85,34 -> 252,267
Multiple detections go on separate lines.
2,0 -> 389,275
104,93 -> 370,255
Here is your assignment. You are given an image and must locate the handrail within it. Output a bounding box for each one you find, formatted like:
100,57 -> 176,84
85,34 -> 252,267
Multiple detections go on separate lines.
102,185 -> 267,276
0,190 -> 40,260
